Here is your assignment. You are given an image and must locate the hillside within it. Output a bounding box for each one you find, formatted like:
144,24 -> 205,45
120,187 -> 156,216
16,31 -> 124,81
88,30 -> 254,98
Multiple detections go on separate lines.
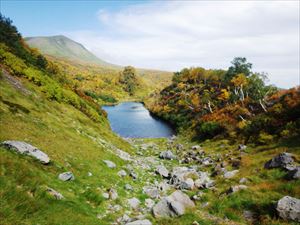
25,35 -> 117,68
25,36 -> 173,103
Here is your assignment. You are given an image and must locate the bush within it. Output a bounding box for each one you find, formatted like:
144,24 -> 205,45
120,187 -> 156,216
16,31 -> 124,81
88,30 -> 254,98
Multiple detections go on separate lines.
197,121 -> 224,140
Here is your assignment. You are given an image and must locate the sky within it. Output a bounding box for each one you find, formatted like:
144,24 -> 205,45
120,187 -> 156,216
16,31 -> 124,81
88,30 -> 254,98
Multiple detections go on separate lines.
1,0 -> 299,88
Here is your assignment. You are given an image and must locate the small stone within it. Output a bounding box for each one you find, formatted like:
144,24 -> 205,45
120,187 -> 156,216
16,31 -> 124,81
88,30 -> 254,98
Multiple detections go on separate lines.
117,170 -> 127,177
180,178 -> 194,190
192,145 -> 201,150
239,177 -> 248,184
238,144 -> 247,151
108,188 -> 118,200
46,188 -> 64,200
102,193 -> 109,199
155,165 -> 169,178
103,160 -> 116,168
58,172 -> 75,181
125,184 -> 133,191
127,197 -> 141,209
192,221 -> 200,225
130,171 -> 138,180
223,170 -> 239,179
87,172 -> 93,177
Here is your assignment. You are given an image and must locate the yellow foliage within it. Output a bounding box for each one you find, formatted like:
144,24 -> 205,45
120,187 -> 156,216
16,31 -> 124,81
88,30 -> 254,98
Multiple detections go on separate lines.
218,89 -> 230,101
231,73 -> 248,87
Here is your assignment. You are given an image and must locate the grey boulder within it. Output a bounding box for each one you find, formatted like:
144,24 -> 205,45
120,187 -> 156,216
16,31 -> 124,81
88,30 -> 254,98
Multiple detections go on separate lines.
155,165 -> 169,178
159,150 -> 176,160
1,140 -> 50,164
264,153 -> 295,170
58,172 -> 75,181
287,166 -> 300,180
276,196 -> 300,222
152,190 -> 195,218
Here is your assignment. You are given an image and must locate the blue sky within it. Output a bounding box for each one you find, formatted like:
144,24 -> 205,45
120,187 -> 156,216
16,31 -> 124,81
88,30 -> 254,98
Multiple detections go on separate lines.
1,1 -> 299,88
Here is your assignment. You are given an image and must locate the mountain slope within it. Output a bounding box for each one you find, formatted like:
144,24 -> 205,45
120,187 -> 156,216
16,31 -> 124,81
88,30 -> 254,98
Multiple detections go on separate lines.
25,35 -> 117,67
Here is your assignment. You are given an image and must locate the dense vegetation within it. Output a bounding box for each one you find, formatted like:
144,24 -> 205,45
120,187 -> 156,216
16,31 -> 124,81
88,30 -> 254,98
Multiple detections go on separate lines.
146,57 -> 300,143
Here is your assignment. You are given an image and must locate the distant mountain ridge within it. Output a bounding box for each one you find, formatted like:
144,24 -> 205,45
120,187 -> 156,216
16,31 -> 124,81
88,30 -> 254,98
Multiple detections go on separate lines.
25,35 -> 118,67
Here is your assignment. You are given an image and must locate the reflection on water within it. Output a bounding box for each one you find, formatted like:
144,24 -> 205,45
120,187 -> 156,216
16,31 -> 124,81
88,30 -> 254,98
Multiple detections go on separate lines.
102,102 -> 174,138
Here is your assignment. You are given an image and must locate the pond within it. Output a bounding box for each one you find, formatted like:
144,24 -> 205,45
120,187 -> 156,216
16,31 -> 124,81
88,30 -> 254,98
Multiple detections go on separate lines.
102,102 -> 175,138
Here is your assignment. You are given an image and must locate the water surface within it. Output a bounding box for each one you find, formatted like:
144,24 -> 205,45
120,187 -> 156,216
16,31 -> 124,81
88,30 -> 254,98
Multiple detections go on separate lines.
102,102 -> 174,138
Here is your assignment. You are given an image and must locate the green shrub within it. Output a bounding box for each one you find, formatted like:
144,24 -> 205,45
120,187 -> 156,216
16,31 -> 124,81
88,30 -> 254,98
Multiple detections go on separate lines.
197,121 -> 224,140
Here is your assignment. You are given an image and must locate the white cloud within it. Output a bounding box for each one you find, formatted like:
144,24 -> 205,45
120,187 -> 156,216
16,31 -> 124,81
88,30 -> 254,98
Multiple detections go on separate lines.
66,1 -> 299,88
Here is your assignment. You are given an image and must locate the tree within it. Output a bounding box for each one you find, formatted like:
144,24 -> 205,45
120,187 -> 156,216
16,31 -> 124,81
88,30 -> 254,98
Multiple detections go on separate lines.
119,66 -> 137,95
224,57 -> 252,83
231,73 -> 248,101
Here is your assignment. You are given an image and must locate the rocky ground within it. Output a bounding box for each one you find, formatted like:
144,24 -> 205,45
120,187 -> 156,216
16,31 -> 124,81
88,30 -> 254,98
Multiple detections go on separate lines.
2,135 -> 299,225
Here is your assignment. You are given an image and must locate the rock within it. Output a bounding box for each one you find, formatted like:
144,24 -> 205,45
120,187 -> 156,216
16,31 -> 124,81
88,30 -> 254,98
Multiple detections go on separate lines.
127,197 -> 140,209
87,172 -> 93,177
238,144 -> 247,151
239,177 -> 249,184
115,148 -> 132,161
227,185 -> 248,194
194,172 -> 214,189
145,198 -> 155,209
125,219 -> 152,225
223,170 -> 239,179
192,221 -> 200,225
46,188 -> 64,200
155,165 -> 169,178
117,214 -> 131,224
158,180 -> 170,192
1,140 -> 50,164
276,196 -> 300,222
170,167 -> 199,187
180,178 -> 194,190
287,166 -> 300,180
103,160 -> 116,168
58,172 -> 75,181
125,184 -> 133,191
153,190 -> 195,218
192,145 -> 201,150
129,171 -> 138,180
264,152 -> 295,170
102,193 -> 109,199
108,188 -> 118,200
117,170 -> 127,177
143,186 -> 160,199
243,210 -> 257,223
159,150 -> 176,160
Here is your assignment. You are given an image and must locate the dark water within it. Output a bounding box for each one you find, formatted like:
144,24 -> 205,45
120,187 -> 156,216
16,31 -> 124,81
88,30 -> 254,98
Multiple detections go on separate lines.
102,102 -> 174,138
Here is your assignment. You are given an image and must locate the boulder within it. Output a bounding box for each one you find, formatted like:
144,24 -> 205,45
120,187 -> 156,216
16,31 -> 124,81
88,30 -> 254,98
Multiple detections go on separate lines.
192,145 -> 201,150
125,219 -> 152,225
125,184 -> 133,191
46,188 -> 64,200
223,170 -> 239,179
143,186 -> 160,199
152,190 -> 195,218
127,197 -> 141,209
180,178 -> 194,190
287,166 -> 300,180
170,167 -> 199,187
103,160 -> 116,168
276,196 -> 300,222
117,170 -> 127,177
159,150 -> 176,160
1,140 -> 50,164
58,172 -> 75,181
194,172 -> 214,189
108,188 -> 118,200
264,153 -> 295,170
155,165 -> 169,178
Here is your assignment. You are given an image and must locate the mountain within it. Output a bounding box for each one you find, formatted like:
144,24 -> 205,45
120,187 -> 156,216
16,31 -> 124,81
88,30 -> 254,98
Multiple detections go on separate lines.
25,35 -> 117,67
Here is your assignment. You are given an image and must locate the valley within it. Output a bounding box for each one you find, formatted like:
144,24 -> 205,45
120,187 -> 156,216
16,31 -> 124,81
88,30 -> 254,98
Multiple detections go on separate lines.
0,12 -> 299,225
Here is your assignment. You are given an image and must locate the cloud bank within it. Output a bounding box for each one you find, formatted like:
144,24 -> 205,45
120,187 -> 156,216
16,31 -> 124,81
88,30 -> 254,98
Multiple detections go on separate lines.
66,1 -> 299,88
